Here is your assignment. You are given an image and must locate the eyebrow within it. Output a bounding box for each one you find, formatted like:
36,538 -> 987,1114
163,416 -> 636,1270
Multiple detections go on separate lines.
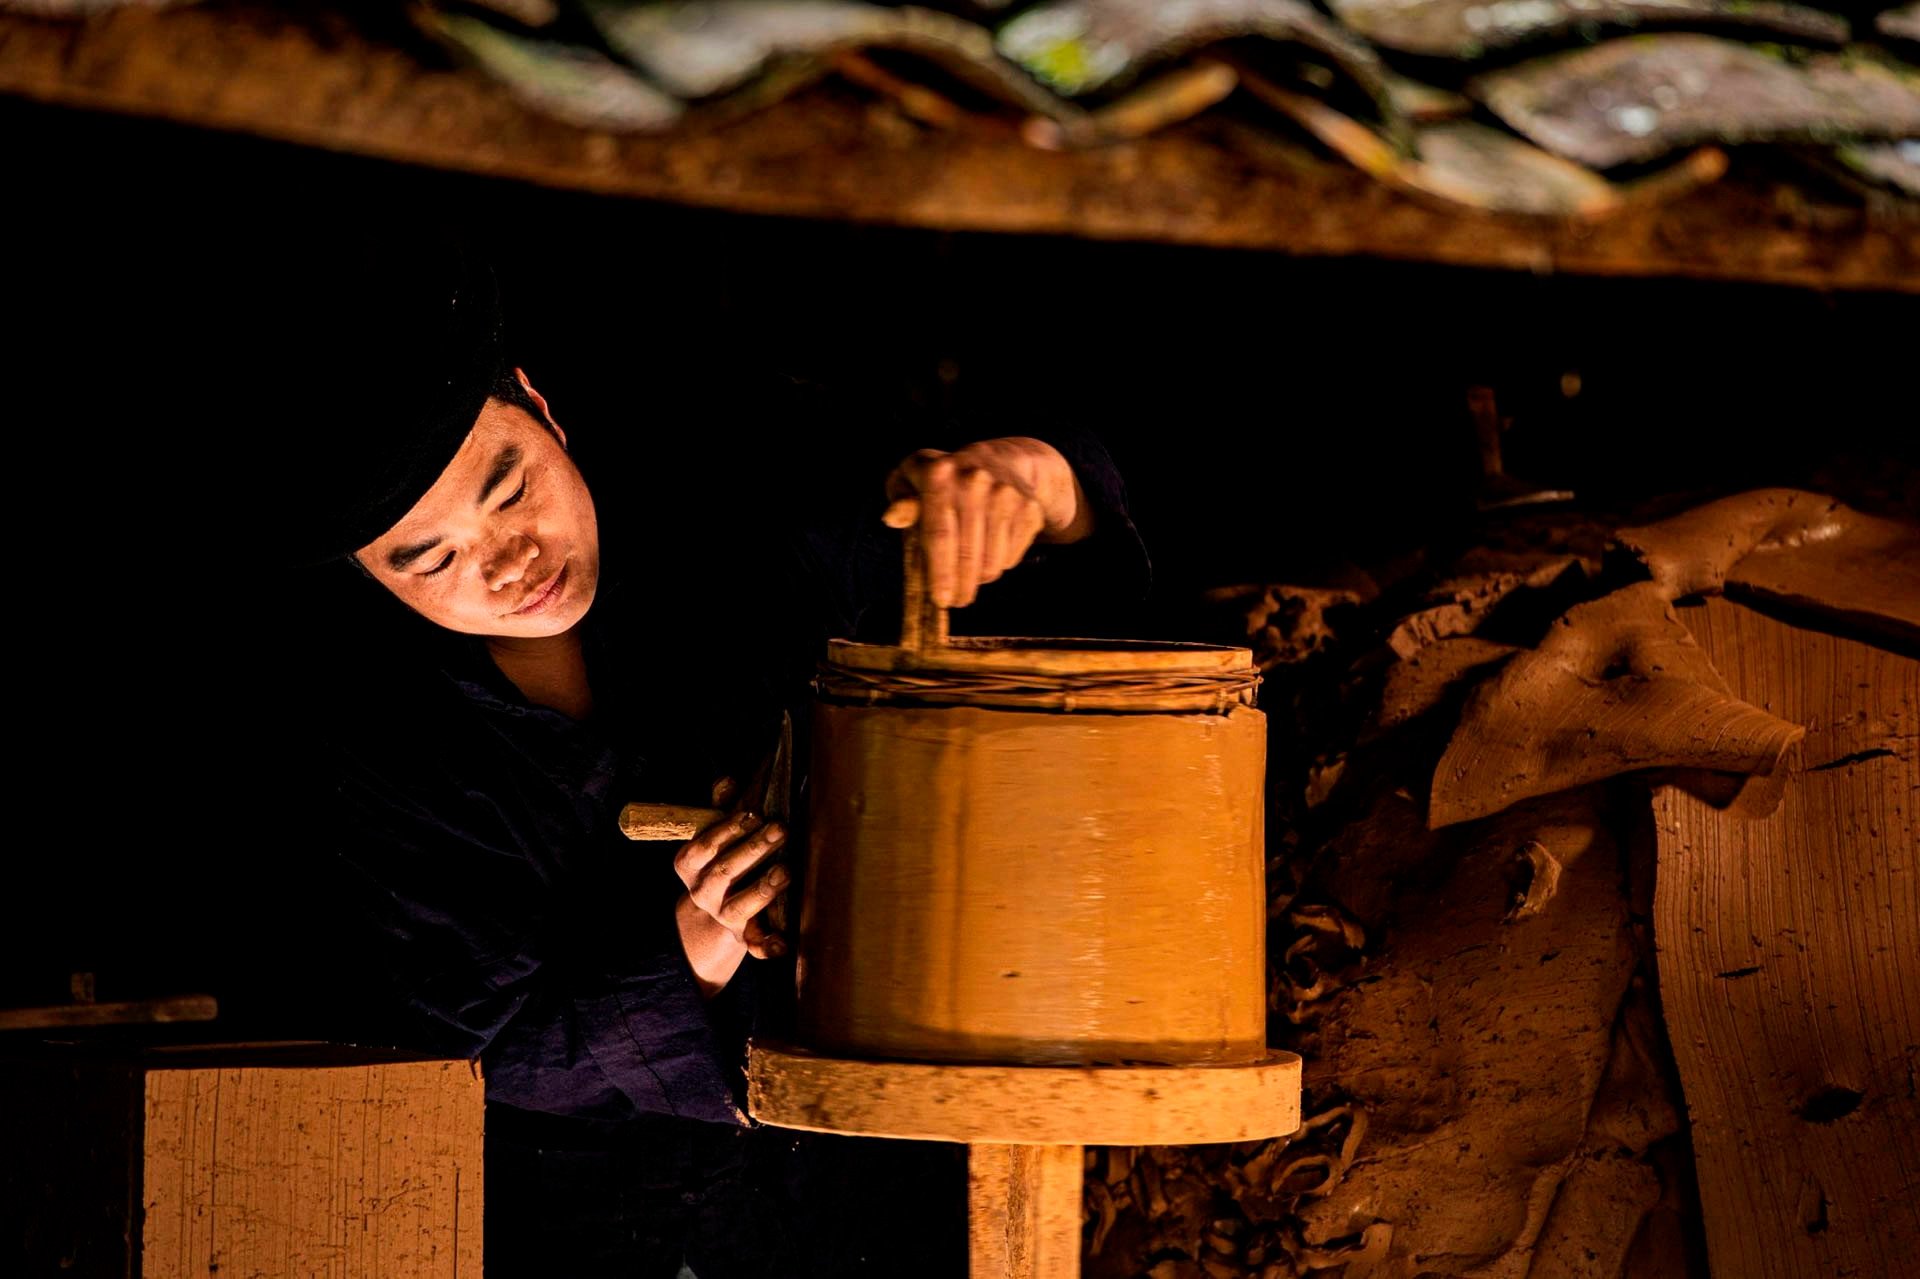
385,444 -> 524,572
478,444 -> 523,506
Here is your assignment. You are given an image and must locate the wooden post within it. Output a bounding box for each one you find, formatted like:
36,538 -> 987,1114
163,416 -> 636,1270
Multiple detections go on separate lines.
751,1045 -> 1301,1277
968,1144 -> 1085,1279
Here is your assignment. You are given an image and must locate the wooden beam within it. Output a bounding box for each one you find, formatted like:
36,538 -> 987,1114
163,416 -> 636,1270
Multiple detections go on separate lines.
3,6 -> 1916,291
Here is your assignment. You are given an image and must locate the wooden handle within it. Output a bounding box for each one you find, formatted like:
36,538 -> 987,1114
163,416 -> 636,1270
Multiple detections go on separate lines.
619,802 -> 725,842
900,524 -> 949,655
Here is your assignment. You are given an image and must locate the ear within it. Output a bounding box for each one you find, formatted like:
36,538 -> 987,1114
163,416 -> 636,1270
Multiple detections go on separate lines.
514,366 -> 566,449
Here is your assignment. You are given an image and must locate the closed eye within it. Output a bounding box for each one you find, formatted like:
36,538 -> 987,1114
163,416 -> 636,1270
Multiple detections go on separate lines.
501,475 -> 528,510
422,551 -> 455,576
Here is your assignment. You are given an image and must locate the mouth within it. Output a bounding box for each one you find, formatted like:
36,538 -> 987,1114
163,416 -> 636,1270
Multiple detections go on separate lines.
509,562 -> 569,617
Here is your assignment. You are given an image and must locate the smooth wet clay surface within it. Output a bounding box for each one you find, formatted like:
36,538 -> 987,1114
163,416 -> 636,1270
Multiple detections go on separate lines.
1616,487 -> 1920,649
1429,580 -> 1804,828
1652,597 -> 1919,1278
800,701 -> 1269,1067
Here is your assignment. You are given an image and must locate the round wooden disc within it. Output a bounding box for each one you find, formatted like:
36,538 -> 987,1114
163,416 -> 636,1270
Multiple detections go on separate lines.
747,1042 -> 1302,1146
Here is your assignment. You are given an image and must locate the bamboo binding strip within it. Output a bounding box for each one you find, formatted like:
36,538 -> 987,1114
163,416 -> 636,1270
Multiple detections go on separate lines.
822,526 -> 1261,713
815,641 -> 1262,713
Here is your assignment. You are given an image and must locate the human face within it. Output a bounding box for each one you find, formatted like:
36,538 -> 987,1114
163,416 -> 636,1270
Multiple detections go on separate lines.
354,383 -> 599,639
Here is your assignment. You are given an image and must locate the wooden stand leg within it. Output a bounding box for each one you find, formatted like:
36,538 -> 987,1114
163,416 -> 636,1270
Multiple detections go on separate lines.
967,1143 -> 1083,1279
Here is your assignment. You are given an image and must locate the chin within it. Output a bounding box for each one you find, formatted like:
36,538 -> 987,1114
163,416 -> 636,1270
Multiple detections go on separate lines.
520,611 -> 581,638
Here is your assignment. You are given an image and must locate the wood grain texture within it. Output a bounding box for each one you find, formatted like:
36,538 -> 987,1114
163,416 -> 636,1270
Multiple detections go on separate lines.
2,7 -> 1916,291
142,1060 -> 484,1279
619,801 -> 724,842
747,1042 -> 1302,1145
1653,597 -> 1919,1279
969,1143 -> 1084,1279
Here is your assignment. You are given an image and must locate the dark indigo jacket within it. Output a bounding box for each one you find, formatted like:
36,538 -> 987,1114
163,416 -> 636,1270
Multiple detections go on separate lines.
312,432 -> 1148,1125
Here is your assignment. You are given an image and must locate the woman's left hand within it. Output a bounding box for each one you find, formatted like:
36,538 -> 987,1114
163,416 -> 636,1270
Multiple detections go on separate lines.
670,808 -> 789,998
882,437 -> 1093,608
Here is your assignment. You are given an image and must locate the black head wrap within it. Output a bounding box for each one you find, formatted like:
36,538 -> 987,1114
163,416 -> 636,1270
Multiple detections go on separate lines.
227,237 -> 506,566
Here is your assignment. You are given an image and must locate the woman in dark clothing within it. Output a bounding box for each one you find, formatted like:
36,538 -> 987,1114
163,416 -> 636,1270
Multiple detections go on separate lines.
321,365 -> 1145,1105
285,251 -> 1150,1272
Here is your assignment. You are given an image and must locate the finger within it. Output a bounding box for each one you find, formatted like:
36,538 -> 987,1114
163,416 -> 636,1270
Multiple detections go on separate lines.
885,450 -> 947,501
674,811 -> 763,887
917,456 -> 960,607
718,865 -> 789,932
881,496 -> 920,529
710,776 -> 739,807
691,823 -> 787,914
980,483 -> 1024,584
952,468 -> 993,607
693,838 -> 783,916
743,916 -> 788,960
1014,496 -> 1047,564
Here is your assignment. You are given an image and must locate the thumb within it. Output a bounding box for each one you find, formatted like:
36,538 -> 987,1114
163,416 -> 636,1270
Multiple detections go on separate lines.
744,917 -> 788,959
881,495 -> 921,529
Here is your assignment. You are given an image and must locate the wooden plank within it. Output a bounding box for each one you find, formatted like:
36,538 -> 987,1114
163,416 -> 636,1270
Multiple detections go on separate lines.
2,7 -> 1916,292
0,994 -> 217,1031
1652,597 -> 1919,1278
142,1059 -> 484,1279
748,1042 -> 1302,1145
968,1143 -> 1084,1279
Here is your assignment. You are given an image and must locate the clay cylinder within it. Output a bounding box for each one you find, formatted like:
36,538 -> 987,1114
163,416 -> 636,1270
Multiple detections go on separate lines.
797,638 -> 1267,1067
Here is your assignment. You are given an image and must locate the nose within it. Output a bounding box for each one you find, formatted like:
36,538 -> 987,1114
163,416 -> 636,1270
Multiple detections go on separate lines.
483,531 -> 539,595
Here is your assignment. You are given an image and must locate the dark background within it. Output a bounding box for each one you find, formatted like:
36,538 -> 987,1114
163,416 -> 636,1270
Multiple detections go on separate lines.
7,91 -> 1915,1023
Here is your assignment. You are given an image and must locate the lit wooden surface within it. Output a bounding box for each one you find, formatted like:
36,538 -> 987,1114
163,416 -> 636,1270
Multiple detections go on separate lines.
748,1042 -> 1303,1145
2,6 -> 1916,291
143,1059 -> 485,1279
619,801 -> 724,842
968,1144 -> 1084,1279
753,1041 -> 1301,1277
1653,597 -> 1919,1277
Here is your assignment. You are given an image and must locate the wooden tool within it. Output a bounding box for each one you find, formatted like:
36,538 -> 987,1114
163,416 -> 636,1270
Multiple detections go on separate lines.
617,803 -> 727,842
619,709 -> 794,841
749,528 -> 1301,1279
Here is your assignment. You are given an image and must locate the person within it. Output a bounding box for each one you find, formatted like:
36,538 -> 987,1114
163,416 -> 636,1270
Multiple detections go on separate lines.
262,240 -> 1150,1275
